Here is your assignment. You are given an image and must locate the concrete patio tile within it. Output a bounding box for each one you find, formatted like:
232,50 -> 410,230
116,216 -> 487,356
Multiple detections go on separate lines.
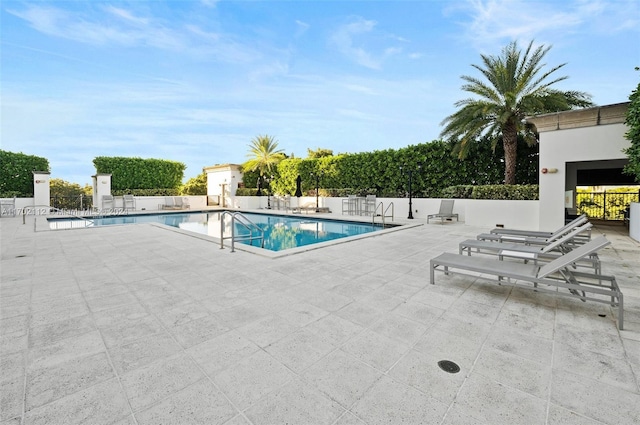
85,291 -> 141,313
340,329 -> 411,372
120,353 -> 205,412
1,351 -> 24,382
442,296 -> 504,325
127,276 -> 179,300
550,369 -> 640,424
492,302 -> 556,340
0,315 -> 28,337
156,300 -> 211,327
306,291 -> 353,312
388,349 -> 467,405
28,314 -> 96,348
212,349 -> 296,410
186,330 -> 260,376
265,327 -> 335,373
483,325 -> 553,365
440,408 -> 490,425
304,313 -> 364,348
29,298 -> 89,328
334,411 -> 367,425
330,281 -> 375,301
244,378 -> 345,425
333,301 -> 383,328
108,331 -> 182,374
370,312 -> 428,346
27,330 -> 105,370
82,284 -> 131,302
357,291 -> 404,313
1,375 -> 23,422
279,301 -> 328,326
0,330 -> 28,356
377,280 -> 421,300
134,378 -> 238,425
215,303 -> 269,329
167,313 -> 231,348
553,342 -> 637,392
554,324 -> 627,359
26,351 -> 114,410
453,373 -> 547,425
350,375 -> 449,425
391,299 -> 444,326
474,346 -> 551,399
546,403 -> 603,425
237,314 -> 298,348
23,378 -> 130,425
302,349 -> 382,408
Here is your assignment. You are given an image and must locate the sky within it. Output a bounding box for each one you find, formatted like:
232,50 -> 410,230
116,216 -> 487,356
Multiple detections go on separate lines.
2,0 -> 639,185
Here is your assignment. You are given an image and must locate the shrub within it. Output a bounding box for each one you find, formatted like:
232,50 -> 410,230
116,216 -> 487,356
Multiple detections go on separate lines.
0,150 -> 50,197
93,156 -> 185,190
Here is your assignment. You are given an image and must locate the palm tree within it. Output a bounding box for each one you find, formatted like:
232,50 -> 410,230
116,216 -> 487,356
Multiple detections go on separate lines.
440,40 -> 593,184
243,134 -> 285,191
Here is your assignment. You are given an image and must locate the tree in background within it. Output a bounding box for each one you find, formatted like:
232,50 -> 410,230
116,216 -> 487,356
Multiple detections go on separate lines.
242,135 -> 286,191
181,172 -> 207,195
623,72 -> 640,182
307,148 -> 334,158
441,40 -> 593,184
49,178 -> 92,209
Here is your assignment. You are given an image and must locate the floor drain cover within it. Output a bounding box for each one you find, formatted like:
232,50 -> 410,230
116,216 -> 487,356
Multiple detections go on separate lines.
438,360 -> 460,373
15,255 -> 26,258
598,314 -> 607,318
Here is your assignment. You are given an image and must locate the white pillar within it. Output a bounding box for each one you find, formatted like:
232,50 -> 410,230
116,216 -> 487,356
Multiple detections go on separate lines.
92,174 -> 112,210
33,171 -> 51,208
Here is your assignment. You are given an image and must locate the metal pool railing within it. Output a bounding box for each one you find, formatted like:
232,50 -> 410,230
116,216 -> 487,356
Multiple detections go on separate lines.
219,211 -> 264,252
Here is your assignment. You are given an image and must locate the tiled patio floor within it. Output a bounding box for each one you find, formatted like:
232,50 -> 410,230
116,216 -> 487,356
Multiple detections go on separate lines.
1,212 -> 639,424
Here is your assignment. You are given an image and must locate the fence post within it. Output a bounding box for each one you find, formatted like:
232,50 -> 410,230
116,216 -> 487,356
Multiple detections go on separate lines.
602,190 -> 607,220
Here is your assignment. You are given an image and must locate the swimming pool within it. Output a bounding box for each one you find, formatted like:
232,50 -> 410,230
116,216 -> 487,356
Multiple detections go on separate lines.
48,211 -> 390,252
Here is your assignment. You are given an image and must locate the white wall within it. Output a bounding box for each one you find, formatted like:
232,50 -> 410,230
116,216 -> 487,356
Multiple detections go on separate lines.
630,203 -> 640,242
539,123 -> 629,230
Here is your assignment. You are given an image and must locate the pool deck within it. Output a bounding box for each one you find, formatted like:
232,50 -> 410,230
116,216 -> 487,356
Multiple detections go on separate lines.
1,211 -> 639,424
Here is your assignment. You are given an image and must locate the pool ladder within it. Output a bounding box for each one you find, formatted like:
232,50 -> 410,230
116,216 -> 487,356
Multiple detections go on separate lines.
219,211 -> 264,252
372,202 -> 394,227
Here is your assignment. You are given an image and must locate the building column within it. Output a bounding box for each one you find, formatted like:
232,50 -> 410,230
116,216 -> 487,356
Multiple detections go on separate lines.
33,171 -> 51,209
92,174 -> 112,210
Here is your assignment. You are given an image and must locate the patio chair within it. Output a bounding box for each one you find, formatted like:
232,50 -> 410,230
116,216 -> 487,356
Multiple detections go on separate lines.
487,214 -> 588,238
102,195 -> 114,210
0,197 -> 16,217
123,194 -> 135,211
430,236 -> 624,329
427,199 -> 458,223
459,223 -> 600,272
477,215 -> 590,244
174,196 -> 190,209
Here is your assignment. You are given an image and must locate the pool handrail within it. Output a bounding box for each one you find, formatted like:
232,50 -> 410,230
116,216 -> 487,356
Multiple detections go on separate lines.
219,211 -> 265,252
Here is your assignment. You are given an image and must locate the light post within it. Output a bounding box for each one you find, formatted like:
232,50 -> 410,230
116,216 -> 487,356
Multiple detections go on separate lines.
310,172 -> 323,212
264,175 -> 273,209
400,163 -> 422,219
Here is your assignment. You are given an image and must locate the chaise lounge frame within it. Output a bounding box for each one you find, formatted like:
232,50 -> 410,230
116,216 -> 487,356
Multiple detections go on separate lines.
430,236 -> 624,329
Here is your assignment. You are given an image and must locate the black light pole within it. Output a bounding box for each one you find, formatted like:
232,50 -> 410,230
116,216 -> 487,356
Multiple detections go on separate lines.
310,172 -> 322,212
400,163 -> 422,219
265,175 -> 273,209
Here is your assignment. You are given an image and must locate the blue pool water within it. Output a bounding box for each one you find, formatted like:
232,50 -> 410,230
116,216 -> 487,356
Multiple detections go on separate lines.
48,211 -> 388,252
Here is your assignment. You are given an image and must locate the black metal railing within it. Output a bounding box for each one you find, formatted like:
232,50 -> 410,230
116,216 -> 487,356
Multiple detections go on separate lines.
575,190 -> 640,221
50,194 -> 93,211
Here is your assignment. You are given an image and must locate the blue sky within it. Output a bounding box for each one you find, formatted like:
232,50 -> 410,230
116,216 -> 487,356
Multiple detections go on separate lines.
2,0 -> 639,184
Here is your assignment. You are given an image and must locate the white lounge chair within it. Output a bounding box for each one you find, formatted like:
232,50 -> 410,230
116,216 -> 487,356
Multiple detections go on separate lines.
0,197 -> 16,216
477,215 -> 590,244
102,195 -> 114,210
486,214 -> 588,238
123,195 -> 135,211
459,223 -> 600,272
427,199 -> 458,224
430,236 -> 624,329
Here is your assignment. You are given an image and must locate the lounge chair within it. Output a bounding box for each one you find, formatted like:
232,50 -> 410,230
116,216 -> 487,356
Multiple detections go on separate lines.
430,236 -> 624,329
0,197 -> 16,217
123,194 -> 135,211
477,215 -> 590,244
487,214 -> 587,238
174,196 -> 190,210
102,195 -> 114,210
427,199 -> 458,224
459,223 -> 600,272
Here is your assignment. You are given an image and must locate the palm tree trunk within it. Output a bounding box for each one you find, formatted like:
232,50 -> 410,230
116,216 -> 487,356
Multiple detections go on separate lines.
503,119 -> 518,185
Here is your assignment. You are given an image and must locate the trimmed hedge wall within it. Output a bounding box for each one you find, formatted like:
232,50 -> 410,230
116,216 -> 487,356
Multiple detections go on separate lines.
0,150 -> 50,197
247,139 -> 539,199
93,156 -> 185,191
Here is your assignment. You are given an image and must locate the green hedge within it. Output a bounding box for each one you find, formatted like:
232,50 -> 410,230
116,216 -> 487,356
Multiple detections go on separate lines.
111,188 -> 181,197
93,156 -> 185,191
0,150 -> 50,197
442,184 -> 539,200
246,139 -> 539,198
